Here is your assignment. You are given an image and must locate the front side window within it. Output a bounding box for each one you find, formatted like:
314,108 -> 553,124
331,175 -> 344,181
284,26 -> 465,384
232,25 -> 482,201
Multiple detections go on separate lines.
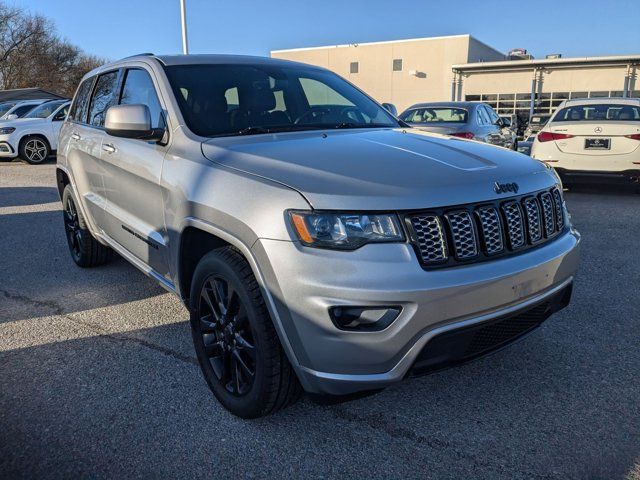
163,63 -> 398,137
53,104 -> 70,121
25,100 -> 67,119
119,69 -> 164,128
88,71 -> 120,127
400,107 -> 469,124
69,78 -> 94,123
553,104 -> 640,122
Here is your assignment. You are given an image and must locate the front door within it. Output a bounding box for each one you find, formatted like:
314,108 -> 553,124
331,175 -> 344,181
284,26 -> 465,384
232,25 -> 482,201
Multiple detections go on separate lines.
100,67 -> 170,278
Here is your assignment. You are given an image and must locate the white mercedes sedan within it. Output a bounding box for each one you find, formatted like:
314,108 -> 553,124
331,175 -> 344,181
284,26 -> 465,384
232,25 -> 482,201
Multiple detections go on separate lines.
531,98 -> 640,189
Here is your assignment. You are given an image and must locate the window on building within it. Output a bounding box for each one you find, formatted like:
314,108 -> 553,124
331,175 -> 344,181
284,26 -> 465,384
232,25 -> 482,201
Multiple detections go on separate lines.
570,91 -> 588,99
465,95 -> 481,101
392,59 -> 402,71
589,91 -> 609,98
631,91 -> 640,98
610,91 -> 624,98
350,62 -> 359,74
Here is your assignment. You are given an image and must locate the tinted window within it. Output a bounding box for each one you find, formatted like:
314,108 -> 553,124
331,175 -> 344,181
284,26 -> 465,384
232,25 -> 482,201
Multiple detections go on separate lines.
12,104 -> 37,117
53,104 -> 70,121
0,102 -> 16,117
401,107 -> 468,123
25,100 -> 67,119
88,71 -> 120,127
69,78 -> 94,123
484,105 -> 500,124
554,104 -> 640,122
476,106 -> 490,125
164,64 -> 398,137
119,69 -> 164,129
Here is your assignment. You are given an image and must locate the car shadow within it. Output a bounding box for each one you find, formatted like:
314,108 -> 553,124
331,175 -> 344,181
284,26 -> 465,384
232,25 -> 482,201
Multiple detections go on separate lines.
0,187 -> 60,208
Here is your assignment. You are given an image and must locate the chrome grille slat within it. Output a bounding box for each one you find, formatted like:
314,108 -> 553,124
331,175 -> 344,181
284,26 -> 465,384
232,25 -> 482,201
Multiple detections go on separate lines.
444,211 -> 478,259
552,188 -> 564,231
410,215 -> 448,263
539,192 -> 556,237
523,197 -> 542,243
476,206 -> 503,255
501,202 -> 525,249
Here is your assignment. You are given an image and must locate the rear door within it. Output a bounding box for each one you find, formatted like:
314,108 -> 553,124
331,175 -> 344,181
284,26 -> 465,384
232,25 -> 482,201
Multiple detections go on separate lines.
100,66 -> 170,277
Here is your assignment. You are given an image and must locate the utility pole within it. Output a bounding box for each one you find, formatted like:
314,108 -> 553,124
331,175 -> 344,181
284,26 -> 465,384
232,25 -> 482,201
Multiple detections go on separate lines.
180,0 -> 189,54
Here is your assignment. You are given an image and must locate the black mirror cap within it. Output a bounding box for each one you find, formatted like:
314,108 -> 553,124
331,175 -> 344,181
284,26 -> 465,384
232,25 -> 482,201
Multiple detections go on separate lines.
105,127 -> 165,142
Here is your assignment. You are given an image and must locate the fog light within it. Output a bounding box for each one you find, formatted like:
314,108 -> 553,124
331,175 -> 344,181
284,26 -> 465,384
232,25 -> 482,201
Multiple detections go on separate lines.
329,306 -> 401,332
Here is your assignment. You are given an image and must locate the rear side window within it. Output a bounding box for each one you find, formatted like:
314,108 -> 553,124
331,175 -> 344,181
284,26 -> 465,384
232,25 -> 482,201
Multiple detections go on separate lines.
88,71 -> 120,127
554,104 -> 640,122
476,106 -> 490,125
119,69 -> 164,129
400,107 -> 468,123
69,78 -> 94,123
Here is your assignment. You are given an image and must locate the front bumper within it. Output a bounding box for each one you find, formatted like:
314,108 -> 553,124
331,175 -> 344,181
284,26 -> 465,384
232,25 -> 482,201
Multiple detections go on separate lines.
253,228 -> 580,395
0,140 -> 17,158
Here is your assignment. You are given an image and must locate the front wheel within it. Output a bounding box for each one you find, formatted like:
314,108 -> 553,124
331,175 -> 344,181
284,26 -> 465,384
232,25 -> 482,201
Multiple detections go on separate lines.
190,247 -> 301,418
19,137 -> 50,164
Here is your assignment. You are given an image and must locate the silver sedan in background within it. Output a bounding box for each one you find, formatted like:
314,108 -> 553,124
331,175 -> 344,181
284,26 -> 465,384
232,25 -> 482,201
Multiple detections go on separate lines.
399,101 -> 517,149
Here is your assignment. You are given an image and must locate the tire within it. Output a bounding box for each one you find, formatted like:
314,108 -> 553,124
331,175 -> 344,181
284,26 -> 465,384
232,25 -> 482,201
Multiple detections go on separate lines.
190,247 -> 301,418
19,136 -> 50,165
62,185 -> 112,267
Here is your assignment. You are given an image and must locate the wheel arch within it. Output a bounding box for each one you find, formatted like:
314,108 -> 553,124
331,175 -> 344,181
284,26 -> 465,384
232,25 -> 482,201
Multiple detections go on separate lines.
56,168 -> 70,200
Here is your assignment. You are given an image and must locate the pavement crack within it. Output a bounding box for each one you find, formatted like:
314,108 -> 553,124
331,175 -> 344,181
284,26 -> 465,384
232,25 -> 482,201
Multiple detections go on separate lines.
1,289 -> 197,366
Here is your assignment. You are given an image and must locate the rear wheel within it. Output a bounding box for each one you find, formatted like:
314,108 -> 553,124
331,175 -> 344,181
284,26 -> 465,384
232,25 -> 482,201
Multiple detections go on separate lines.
190,247 -> 301,418
62,185 -> 112,267
19,136 -> 50,164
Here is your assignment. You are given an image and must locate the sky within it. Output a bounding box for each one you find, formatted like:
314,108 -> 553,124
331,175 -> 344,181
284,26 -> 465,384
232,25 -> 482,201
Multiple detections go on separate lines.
11,0 -> 640,61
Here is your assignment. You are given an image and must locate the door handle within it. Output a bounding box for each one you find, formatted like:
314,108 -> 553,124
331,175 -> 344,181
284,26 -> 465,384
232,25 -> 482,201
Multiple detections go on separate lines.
102,143 -> 116,154
71,133 -> 81,140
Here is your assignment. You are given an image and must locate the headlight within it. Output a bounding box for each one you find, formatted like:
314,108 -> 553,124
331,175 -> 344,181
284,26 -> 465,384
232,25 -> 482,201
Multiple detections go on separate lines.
289,211 -> 405,249
0,127 -> 15,134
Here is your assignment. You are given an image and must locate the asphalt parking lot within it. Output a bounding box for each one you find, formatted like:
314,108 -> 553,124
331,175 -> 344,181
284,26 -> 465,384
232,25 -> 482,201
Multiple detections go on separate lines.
1,161 -> 639,479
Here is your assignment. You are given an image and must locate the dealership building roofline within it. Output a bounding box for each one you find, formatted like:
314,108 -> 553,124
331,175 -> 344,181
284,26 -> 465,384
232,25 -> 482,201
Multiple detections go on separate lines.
453,54 -> 640,73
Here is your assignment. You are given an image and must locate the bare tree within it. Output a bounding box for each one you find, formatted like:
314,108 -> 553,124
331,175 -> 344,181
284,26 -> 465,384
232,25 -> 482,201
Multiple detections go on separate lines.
0,2 -> 105,97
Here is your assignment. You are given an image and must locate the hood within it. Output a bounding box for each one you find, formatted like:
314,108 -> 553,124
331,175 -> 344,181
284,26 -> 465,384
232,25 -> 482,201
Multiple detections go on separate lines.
406,122 -> 466,135
202,128 -> 556,210
0,117 -> 46,126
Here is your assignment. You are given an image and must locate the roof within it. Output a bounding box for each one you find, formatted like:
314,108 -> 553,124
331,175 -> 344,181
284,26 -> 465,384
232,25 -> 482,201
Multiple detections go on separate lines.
560,97 -> 640,106
404,101 -> 483,109
453,54 -> 640,72
85,53 -> 322,78
0,88 -> 64,102
271,34 -> 476,53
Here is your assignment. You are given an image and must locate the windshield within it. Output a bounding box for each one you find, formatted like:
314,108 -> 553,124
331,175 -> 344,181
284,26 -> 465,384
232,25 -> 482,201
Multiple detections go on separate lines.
400,107 -> 468,124
553,104 -> 640,122
25,100 -> 67,119
163,63 -> 399,137
0,102 -> 16,117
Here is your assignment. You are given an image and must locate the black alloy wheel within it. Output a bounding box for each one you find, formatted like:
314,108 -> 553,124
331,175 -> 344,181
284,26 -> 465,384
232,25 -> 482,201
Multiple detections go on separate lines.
196,275 -> 257,396
64,193 -> 83,263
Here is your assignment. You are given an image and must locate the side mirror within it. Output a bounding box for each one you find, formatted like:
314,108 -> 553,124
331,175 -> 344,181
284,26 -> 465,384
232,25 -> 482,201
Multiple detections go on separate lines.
5,114 -> 18,120
105,104 -> 164,141
381,103 -> 398,117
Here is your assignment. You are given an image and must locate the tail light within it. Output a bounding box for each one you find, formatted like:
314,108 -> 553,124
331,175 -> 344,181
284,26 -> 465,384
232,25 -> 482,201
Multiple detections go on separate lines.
625,134 -> 640,141
538,131 -> 574,142
450,132 -> 474,139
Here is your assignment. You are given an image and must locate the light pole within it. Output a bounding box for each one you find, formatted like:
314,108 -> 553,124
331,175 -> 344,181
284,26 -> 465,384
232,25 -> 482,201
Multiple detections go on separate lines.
180,0 -> 189,54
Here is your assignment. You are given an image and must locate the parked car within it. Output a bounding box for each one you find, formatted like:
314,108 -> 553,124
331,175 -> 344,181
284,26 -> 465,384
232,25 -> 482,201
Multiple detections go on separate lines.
500,113 -> 520,134
0,99 -> 70,164
523,113 -> 551,139
57,54 -> 580,418
399,102 -> 517,149
0,99 -> 48,120
517,134 -> 536,156
531,98 -> 640,188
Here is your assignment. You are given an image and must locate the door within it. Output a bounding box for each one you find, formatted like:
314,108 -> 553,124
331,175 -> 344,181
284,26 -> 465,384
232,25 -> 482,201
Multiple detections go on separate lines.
60,75 -> 111,232
49,103 -> 70,150
484,105 -> 509,147
100,67 -> 170,277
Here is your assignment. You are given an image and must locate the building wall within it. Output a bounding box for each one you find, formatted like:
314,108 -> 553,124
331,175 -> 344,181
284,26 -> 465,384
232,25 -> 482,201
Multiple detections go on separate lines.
461,65 -> 634,116
272,35 -> 504,112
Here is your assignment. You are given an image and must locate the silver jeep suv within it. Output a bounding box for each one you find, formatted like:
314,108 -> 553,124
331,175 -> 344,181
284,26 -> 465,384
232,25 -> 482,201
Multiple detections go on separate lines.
56,54 -> 580,418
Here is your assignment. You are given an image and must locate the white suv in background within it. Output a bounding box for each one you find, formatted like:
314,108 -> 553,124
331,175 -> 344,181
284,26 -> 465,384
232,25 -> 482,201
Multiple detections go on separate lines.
0,99 -> 47,120
0,99 -> 70,164
531,98 -> 640,189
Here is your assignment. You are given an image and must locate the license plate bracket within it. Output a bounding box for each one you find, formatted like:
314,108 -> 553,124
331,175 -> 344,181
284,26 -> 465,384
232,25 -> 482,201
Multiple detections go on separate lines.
584,138 -> 610,150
